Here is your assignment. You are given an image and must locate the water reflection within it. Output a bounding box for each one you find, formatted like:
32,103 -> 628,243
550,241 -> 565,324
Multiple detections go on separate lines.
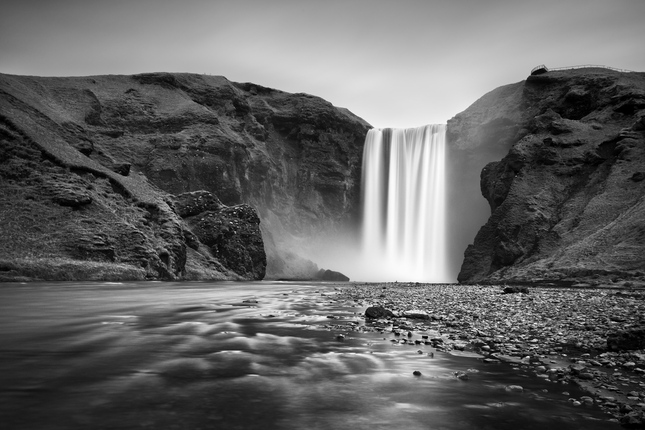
0,282 -> 619,429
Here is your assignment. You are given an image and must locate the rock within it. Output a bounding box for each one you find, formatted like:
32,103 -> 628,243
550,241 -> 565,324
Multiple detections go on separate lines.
620,411 -> 645,428
48,181 -> 93,207
494,354 -> 524,365
454,371 -> 469,380
570,364 -> 587,374
316,269 -> 350,282
630,172 -> 645,182
188,204 -> 266,280
111,162 -> 131,176
452,68 -> 645,284
401,310 -> 431,320
0,72 -> 369,281
502,286 -> 529,294
413,370 -> 422,376
174,190 -> 224,218
364,306 -> 394,319
608,329 -> 645,351
505,385 -> 523,392
0,115 -> 187,280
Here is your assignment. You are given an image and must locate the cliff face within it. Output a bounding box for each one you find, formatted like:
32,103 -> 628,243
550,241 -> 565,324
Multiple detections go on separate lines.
0,72 -> 369,281
448,68 -> 645,284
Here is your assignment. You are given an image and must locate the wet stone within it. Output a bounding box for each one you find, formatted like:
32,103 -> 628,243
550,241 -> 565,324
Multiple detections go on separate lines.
505,385 -> 523,392
454,371 -> 469,380
331,283 -> 645,424
365,306 -> 394,319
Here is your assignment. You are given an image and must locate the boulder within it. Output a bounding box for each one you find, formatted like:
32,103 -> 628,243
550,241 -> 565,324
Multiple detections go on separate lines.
316,269 -> 349,282
365,306 -> 394,319
111,162 -> 131,176
189,204 -> 266,280
502,286 -> 529,294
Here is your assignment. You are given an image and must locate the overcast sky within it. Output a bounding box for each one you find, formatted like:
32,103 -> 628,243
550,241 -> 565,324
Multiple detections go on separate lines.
2,0 -> 644,128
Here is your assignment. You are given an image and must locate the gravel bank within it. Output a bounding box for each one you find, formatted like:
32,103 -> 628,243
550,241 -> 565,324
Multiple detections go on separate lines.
326,283 -> 645,427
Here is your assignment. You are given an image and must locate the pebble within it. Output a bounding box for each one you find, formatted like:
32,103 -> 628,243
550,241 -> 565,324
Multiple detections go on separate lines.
454,371 -> 469,380
328,282 -> 645,424
505,385 -> 523,392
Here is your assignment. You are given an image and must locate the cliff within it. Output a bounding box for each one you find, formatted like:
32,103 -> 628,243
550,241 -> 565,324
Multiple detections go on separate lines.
448,68 -> 645,284
0,72 -> 369,281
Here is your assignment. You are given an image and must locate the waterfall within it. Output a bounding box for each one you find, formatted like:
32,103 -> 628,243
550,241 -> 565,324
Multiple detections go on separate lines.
361,124 -> 448,282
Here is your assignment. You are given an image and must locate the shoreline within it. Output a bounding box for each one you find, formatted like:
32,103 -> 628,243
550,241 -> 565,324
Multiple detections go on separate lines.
325,282 -> 645,427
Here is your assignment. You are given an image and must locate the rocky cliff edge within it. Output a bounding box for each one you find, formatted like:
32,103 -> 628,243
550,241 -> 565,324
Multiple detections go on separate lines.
0,72 -> 369,281
448,68 -> 645,285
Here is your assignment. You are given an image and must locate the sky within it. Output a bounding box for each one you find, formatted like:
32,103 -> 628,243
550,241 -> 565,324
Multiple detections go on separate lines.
1,0 -> 644,128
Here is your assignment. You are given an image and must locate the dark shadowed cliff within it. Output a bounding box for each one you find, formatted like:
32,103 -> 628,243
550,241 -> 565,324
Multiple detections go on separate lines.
0,72 -> 370,281
448,68 -> 645,285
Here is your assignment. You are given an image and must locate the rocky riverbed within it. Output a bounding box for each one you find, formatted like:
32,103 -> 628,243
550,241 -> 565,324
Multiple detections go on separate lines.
323,283 -> 645,428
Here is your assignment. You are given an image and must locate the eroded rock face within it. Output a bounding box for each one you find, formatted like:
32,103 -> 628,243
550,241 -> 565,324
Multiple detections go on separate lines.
0,72 -> 367,280
449,68 -> 645,284
444,81 -> 526,279
0,117 -> 187,280
178,192 -> 266,280
0,72 -> 370,279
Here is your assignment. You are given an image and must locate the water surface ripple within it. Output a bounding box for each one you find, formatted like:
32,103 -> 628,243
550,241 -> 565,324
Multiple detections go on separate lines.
0,282 -> 619,429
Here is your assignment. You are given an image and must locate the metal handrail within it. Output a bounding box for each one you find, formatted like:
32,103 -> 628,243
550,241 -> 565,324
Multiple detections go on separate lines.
532,64 -> 637,74
531,64 -> 548,74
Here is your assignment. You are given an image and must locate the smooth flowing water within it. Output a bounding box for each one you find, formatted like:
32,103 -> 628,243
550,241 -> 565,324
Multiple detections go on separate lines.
0,282 -> 618,430
361,125 -> 449,283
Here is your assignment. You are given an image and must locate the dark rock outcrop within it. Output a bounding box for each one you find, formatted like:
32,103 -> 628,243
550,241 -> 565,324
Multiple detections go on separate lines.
502,286 -> 529,294
444,81 -> 527,278
179,193 -> 266,280
0,114 -> 188,280
0,72 -> 370,280
173,190 -> 224,218
315,268 -> 350,282
449,68 -> 645,284
365,306 -> 394,319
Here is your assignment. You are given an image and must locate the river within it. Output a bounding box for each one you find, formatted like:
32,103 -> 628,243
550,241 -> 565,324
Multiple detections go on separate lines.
0,281 -> 619,429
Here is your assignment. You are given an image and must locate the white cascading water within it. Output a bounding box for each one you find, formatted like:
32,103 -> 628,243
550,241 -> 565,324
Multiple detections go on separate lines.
361,124 -> 449,282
